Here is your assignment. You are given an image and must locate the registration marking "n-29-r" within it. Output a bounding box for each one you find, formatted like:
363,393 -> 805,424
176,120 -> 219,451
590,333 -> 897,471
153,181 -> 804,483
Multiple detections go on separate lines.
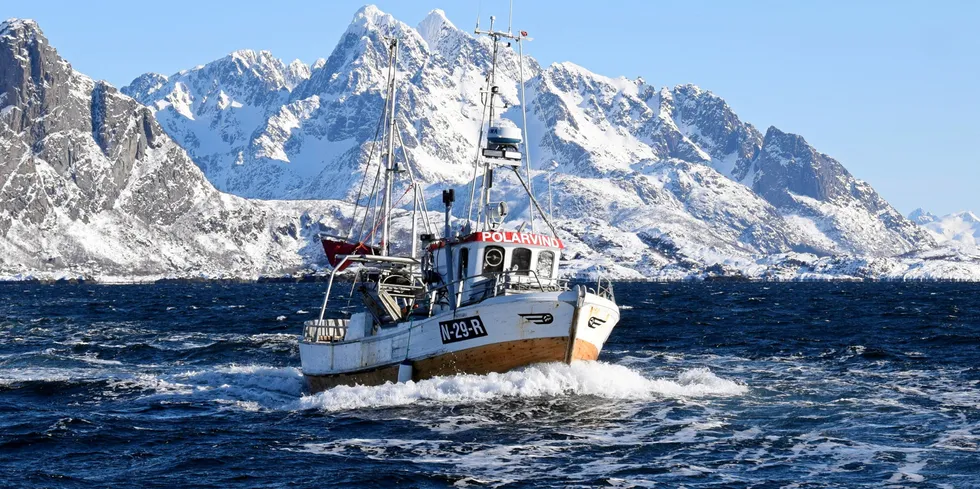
439,316 -> 488,344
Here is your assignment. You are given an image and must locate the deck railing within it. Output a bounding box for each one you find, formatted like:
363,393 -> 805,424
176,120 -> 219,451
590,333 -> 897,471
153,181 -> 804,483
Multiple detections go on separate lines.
429,269 -> 567,309
303,318 -> 349,343
593,275 -> 616,302
306,264 -> 616,342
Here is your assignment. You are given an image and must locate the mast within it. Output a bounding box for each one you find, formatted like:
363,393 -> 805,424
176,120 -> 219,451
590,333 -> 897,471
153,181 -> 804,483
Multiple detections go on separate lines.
474,15 -> 516,231
380,37 -> 398,256
471,13 -> 563,239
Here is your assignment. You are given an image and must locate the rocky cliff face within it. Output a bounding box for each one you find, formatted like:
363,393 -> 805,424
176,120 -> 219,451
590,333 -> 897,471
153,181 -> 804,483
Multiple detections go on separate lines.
0,19 -> 340,279
748,127 -> 932,255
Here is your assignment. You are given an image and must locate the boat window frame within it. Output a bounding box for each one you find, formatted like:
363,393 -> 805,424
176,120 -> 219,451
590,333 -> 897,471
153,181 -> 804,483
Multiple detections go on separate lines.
536,250 -> 555,279
458,246 -> 469,278
511,247 -> 532,276
482,245 -> 505,274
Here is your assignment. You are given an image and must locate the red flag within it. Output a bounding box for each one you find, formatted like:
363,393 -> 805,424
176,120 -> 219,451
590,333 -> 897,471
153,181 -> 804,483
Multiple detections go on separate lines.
520,30 -> 528,37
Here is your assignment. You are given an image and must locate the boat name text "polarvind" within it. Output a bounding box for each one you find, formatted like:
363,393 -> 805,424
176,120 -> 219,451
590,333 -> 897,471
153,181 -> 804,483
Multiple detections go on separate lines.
439,316 -> 489,344
472,231 -> 564,249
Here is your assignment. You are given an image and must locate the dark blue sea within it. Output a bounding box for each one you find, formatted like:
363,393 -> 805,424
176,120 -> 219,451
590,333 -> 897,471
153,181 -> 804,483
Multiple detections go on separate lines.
1,282 -> 978,488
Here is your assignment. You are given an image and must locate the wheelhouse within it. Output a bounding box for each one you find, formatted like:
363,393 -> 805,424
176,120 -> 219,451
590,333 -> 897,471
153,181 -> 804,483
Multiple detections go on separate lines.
427,231 -> 565,308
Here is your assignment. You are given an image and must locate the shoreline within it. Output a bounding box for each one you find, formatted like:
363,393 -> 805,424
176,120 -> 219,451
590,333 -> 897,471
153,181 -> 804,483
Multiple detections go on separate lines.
1,274 -> 977,285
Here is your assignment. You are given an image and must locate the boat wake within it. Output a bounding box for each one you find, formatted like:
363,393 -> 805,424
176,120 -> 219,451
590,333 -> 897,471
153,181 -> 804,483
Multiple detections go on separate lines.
2,359 -> 746,414
297,362 -> 747,412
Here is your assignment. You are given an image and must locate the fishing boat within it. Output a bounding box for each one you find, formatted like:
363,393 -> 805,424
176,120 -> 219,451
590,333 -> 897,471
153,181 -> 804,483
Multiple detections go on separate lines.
300,13 -> 619,392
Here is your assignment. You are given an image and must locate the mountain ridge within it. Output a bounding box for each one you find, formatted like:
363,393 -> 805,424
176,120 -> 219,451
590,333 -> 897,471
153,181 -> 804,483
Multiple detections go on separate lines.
2,11 -> 978,281
116,5 -> 954,277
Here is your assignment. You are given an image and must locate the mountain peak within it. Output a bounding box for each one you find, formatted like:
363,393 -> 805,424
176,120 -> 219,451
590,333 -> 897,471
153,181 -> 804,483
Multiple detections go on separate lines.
671,84 -> 728,108
551,60 -> 588,75
908,208 -> 937,224
355,4 -> 383,18
417,8 -> 459,48
285,59 -> 311,89
228,49 -> 279,66
759,127 -> 820,171
422,8 -> 450,25
955,210 -> 980,223
1,18 -> 41,37
213,49 -> 310,91
339,4 -> 416,51
673,83 -> 705,96
351,4 -> 396,31
121,72 -> 168,98
229,48 -> 258,60
762,126 -> 809,147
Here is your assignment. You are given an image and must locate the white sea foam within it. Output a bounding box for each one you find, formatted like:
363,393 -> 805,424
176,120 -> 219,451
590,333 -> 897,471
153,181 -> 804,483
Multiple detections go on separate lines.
0,367 -> 81,385
66,352 -> 123,366
247,333 -> 298,349
1,358 -> 746,417
298,362 -> 747,412
107,373 -> 195,396
176,364 -> 306,397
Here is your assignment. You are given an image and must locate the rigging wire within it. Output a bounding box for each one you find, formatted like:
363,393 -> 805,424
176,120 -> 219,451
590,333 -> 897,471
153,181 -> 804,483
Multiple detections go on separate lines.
356,40 -> 397,243
362,183 -> 414,247
465,96 -> 490,228
517,35 -> 535,232
540,79 -> 564,221
509,167 -> 559,238
394,121 -> 434,235
356,102 -> 390,243
346,88 -> 389,240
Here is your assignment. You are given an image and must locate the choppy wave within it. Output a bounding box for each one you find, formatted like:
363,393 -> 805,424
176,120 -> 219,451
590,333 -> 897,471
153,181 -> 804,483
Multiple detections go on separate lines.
4,282 -> 980,487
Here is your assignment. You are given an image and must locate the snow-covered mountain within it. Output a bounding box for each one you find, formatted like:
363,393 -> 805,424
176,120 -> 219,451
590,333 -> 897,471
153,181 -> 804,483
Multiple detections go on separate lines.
122,6 -> 933,268
910,209 -> 980,248
0,18 -> 344,281
2,9 -> 977,281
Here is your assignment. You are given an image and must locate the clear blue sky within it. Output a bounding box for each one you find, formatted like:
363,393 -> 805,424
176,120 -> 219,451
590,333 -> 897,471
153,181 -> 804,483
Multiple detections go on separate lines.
8,1 -> 979,215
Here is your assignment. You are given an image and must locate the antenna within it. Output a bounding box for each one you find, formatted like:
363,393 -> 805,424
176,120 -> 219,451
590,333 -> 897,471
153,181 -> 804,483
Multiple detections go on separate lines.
475,0 -> 482,31
508,0 -> 513,33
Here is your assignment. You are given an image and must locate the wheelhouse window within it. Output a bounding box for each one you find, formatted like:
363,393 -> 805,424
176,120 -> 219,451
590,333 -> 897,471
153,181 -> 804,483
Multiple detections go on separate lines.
458,247 -> 469,278
536,251 -> 555,279
512,248 -> 532,276
483,246 -> 505,274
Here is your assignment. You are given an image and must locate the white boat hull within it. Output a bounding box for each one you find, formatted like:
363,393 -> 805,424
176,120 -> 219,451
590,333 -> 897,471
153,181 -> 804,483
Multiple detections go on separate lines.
300,289 -> 619,392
